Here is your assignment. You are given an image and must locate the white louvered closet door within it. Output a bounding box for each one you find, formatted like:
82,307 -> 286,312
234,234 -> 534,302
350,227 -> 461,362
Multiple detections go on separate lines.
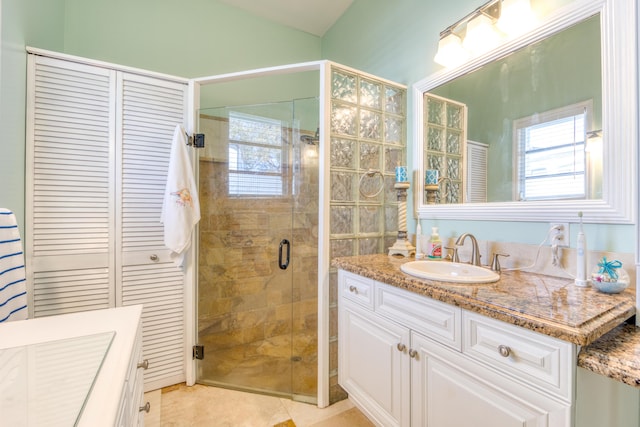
27,52 -> 189,391
116,72 -> 188,391
26,55 -> 117,317
466,140 -> 488,203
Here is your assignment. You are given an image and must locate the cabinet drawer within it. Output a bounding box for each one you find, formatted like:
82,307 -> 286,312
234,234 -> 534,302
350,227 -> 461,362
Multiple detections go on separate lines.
126,323 -> 144,397
463,311 -> 574,401
375,281 -> 461,350
339,270 -> 375,309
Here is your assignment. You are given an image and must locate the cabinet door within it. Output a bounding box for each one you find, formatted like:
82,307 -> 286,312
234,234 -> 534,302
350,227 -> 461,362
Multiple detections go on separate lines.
411,332 -> 568,427
339,301 -> 410,427
26,54 -> 117,317
116,72 -> 188,391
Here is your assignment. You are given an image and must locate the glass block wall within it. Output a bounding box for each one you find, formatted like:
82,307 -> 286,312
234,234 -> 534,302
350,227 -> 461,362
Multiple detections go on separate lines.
423,93 -> 467,204
328,66 -> 406,402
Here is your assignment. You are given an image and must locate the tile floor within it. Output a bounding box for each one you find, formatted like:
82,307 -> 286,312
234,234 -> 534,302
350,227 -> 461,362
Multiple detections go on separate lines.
144,383 -> 374,427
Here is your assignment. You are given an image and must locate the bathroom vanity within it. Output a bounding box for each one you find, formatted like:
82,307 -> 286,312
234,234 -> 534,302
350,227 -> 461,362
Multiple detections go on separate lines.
0,305 -> 147,426
334,254 -> 636,427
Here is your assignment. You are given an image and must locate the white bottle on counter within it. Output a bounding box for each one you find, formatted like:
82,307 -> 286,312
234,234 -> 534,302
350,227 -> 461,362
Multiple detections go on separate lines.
415,221 -> 424,259
427,227 -> 442,259
575,212 -> 588,287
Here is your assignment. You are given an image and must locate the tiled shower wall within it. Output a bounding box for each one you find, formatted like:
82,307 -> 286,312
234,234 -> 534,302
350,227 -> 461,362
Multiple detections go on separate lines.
329,67 -> 407,402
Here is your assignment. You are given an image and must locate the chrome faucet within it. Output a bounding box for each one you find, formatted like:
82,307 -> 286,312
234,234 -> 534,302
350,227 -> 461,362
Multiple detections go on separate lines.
455,233 -> 481,266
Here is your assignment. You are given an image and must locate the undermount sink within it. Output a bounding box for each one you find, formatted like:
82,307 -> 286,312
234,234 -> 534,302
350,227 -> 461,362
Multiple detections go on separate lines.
400,260 -> 500,284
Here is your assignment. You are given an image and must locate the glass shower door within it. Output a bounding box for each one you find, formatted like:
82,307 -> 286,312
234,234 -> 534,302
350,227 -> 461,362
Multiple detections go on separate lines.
196,99 -> 318,402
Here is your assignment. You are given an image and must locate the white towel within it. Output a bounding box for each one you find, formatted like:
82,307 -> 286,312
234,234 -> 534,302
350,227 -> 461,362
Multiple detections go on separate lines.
161,125 -> 201,267
0,209 -> 27,322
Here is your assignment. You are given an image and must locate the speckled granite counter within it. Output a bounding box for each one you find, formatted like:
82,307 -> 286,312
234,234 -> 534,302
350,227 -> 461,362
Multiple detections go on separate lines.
578,324 -> 640,389
332,254 -> 636,346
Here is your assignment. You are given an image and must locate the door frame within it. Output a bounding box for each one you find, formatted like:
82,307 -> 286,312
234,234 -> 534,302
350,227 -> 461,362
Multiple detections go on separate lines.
188,61 -> 408,407
188,60 -> 332,407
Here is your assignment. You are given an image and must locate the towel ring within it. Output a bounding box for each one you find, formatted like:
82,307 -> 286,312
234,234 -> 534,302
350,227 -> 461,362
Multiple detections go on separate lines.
359,169 -> 384,198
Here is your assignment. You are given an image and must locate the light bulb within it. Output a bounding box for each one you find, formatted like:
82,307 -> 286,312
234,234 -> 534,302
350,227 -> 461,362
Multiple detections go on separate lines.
497,0 -> 536,37
462,14 -> 503,55
434,33 -> 470,68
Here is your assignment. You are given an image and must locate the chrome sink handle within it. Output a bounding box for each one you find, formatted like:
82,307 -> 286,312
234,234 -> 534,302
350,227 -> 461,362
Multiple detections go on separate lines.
491,253 -> 510,273
444,246 -> 458,262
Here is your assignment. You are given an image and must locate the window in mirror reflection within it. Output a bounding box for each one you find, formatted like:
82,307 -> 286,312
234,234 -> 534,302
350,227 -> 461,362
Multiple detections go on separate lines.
515,101 -> 592,201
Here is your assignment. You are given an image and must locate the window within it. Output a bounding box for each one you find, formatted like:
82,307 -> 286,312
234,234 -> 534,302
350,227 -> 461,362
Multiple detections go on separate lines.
228,112 -> 288,196
514,101 -> 592,201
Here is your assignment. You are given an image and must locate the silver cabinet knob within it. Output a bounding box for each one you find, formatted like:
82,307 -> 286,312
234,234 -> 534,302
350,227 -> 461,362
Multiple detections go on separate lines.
498,345 -> 511,357
348,285 -> 358,294
137,359 -> 149,370
409,349 -> 418,359
150,254 -> 159,262
397,343 -> 406,352
139,402 -> 151,413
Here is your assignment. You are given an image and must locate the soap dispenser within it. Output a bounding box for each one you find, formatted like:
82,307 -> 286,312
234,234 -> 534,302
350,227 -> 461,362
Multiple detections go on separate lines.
427,227 -> 442,259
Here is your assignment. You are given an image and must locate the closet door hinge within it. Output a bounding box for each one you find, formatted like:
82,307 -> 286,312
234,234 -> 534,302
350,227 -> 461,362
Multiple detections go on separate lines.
187,133 -> 205,148
193,345 -> 205,360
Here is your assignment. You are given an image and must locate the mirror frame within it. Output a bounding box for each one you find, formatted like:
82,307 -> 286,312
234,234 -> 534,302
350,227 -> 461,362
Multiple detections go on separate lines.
413,0 -> 637,223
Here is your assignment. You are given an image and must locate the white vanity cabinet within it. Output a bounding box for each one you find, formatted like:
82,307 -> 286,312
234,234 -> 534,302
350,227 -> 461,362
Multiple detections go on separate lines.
0,305 -> 147,426
340,298 -> 411,426
338,270 -> 575,427
117,312 -> 147,427
411,329 -> 571,426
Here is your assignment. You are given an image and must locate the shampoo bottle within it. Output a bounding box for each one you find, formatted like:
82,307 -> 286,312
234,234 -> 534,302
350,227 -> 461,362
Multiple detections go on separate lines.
416,221 -> 424,259
427,227 -> 442,259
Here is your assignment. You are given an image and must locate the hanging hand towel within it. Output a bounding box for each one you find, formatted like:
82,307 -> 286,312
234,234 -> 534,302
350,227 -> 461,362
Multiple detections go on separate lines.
161,125 -> 201,267
0,209 -> 27,322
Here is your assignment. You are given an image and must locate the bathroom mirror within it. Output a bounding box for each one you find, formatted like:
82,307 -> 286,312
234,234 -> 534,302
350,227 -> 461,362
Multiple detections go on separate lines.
413,0 -> 636,223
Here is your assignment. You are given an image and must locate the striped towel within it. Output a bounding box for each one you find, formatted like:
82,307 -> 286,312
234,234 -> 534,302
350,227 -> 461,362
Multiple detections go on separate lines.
0,209 -> 27,322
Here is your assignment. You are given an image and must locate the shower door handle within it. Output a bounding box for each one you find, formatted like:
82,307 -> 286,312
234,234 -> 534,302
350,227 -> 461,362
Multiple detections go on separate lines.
279,239 -> 290,270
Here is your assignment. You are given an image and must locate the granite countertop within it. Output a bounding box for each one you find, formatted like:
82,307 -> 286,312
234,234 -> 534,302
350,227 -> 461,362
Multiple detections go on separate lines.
578,323 -> 640,389
332,254 -> 636,347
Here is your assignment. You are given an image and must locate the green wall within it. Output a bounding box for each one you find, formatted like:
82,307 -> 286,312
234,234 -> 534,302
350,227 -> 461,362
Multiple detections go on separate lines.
0,0 -> 66,230
322,0 -> 634,253
62,0 -> 321,79
0,0 -> 322,232
0,0 -> 634,253
63,0 -> 323,119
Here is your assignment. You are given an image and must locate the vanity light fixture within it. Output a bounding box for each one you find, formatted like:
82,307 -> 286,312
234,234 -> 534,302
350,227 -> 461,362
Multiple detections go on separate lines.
462,12 -> 502,55
434,0 -> 536,68
586,129 -> 603,139
434,32 -> 469,68
497,0 -> 536,36
585,129 -> 603,152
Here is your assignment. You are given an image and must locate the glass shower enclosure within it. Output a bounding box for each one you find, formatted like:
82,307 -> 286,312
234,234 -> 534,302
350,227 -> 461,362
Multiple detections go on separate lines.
190,62 -> 407,407
196,97 -> 319,403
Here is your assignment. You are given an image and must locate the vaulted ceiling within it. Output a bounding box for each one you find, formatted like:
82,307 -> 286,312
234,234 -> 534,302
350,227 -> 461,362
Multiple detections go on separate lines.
216,0 -> 354,36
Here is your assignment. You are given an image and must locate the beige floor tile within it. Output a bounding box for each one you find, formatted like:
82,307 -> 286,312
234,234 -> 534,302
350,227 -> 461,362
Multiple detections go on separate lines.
308,407 -> 375,427
160,384 -> 290,427
158,383 -> 373,427
279,396 -> 355,427
144,389 -> 162,427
